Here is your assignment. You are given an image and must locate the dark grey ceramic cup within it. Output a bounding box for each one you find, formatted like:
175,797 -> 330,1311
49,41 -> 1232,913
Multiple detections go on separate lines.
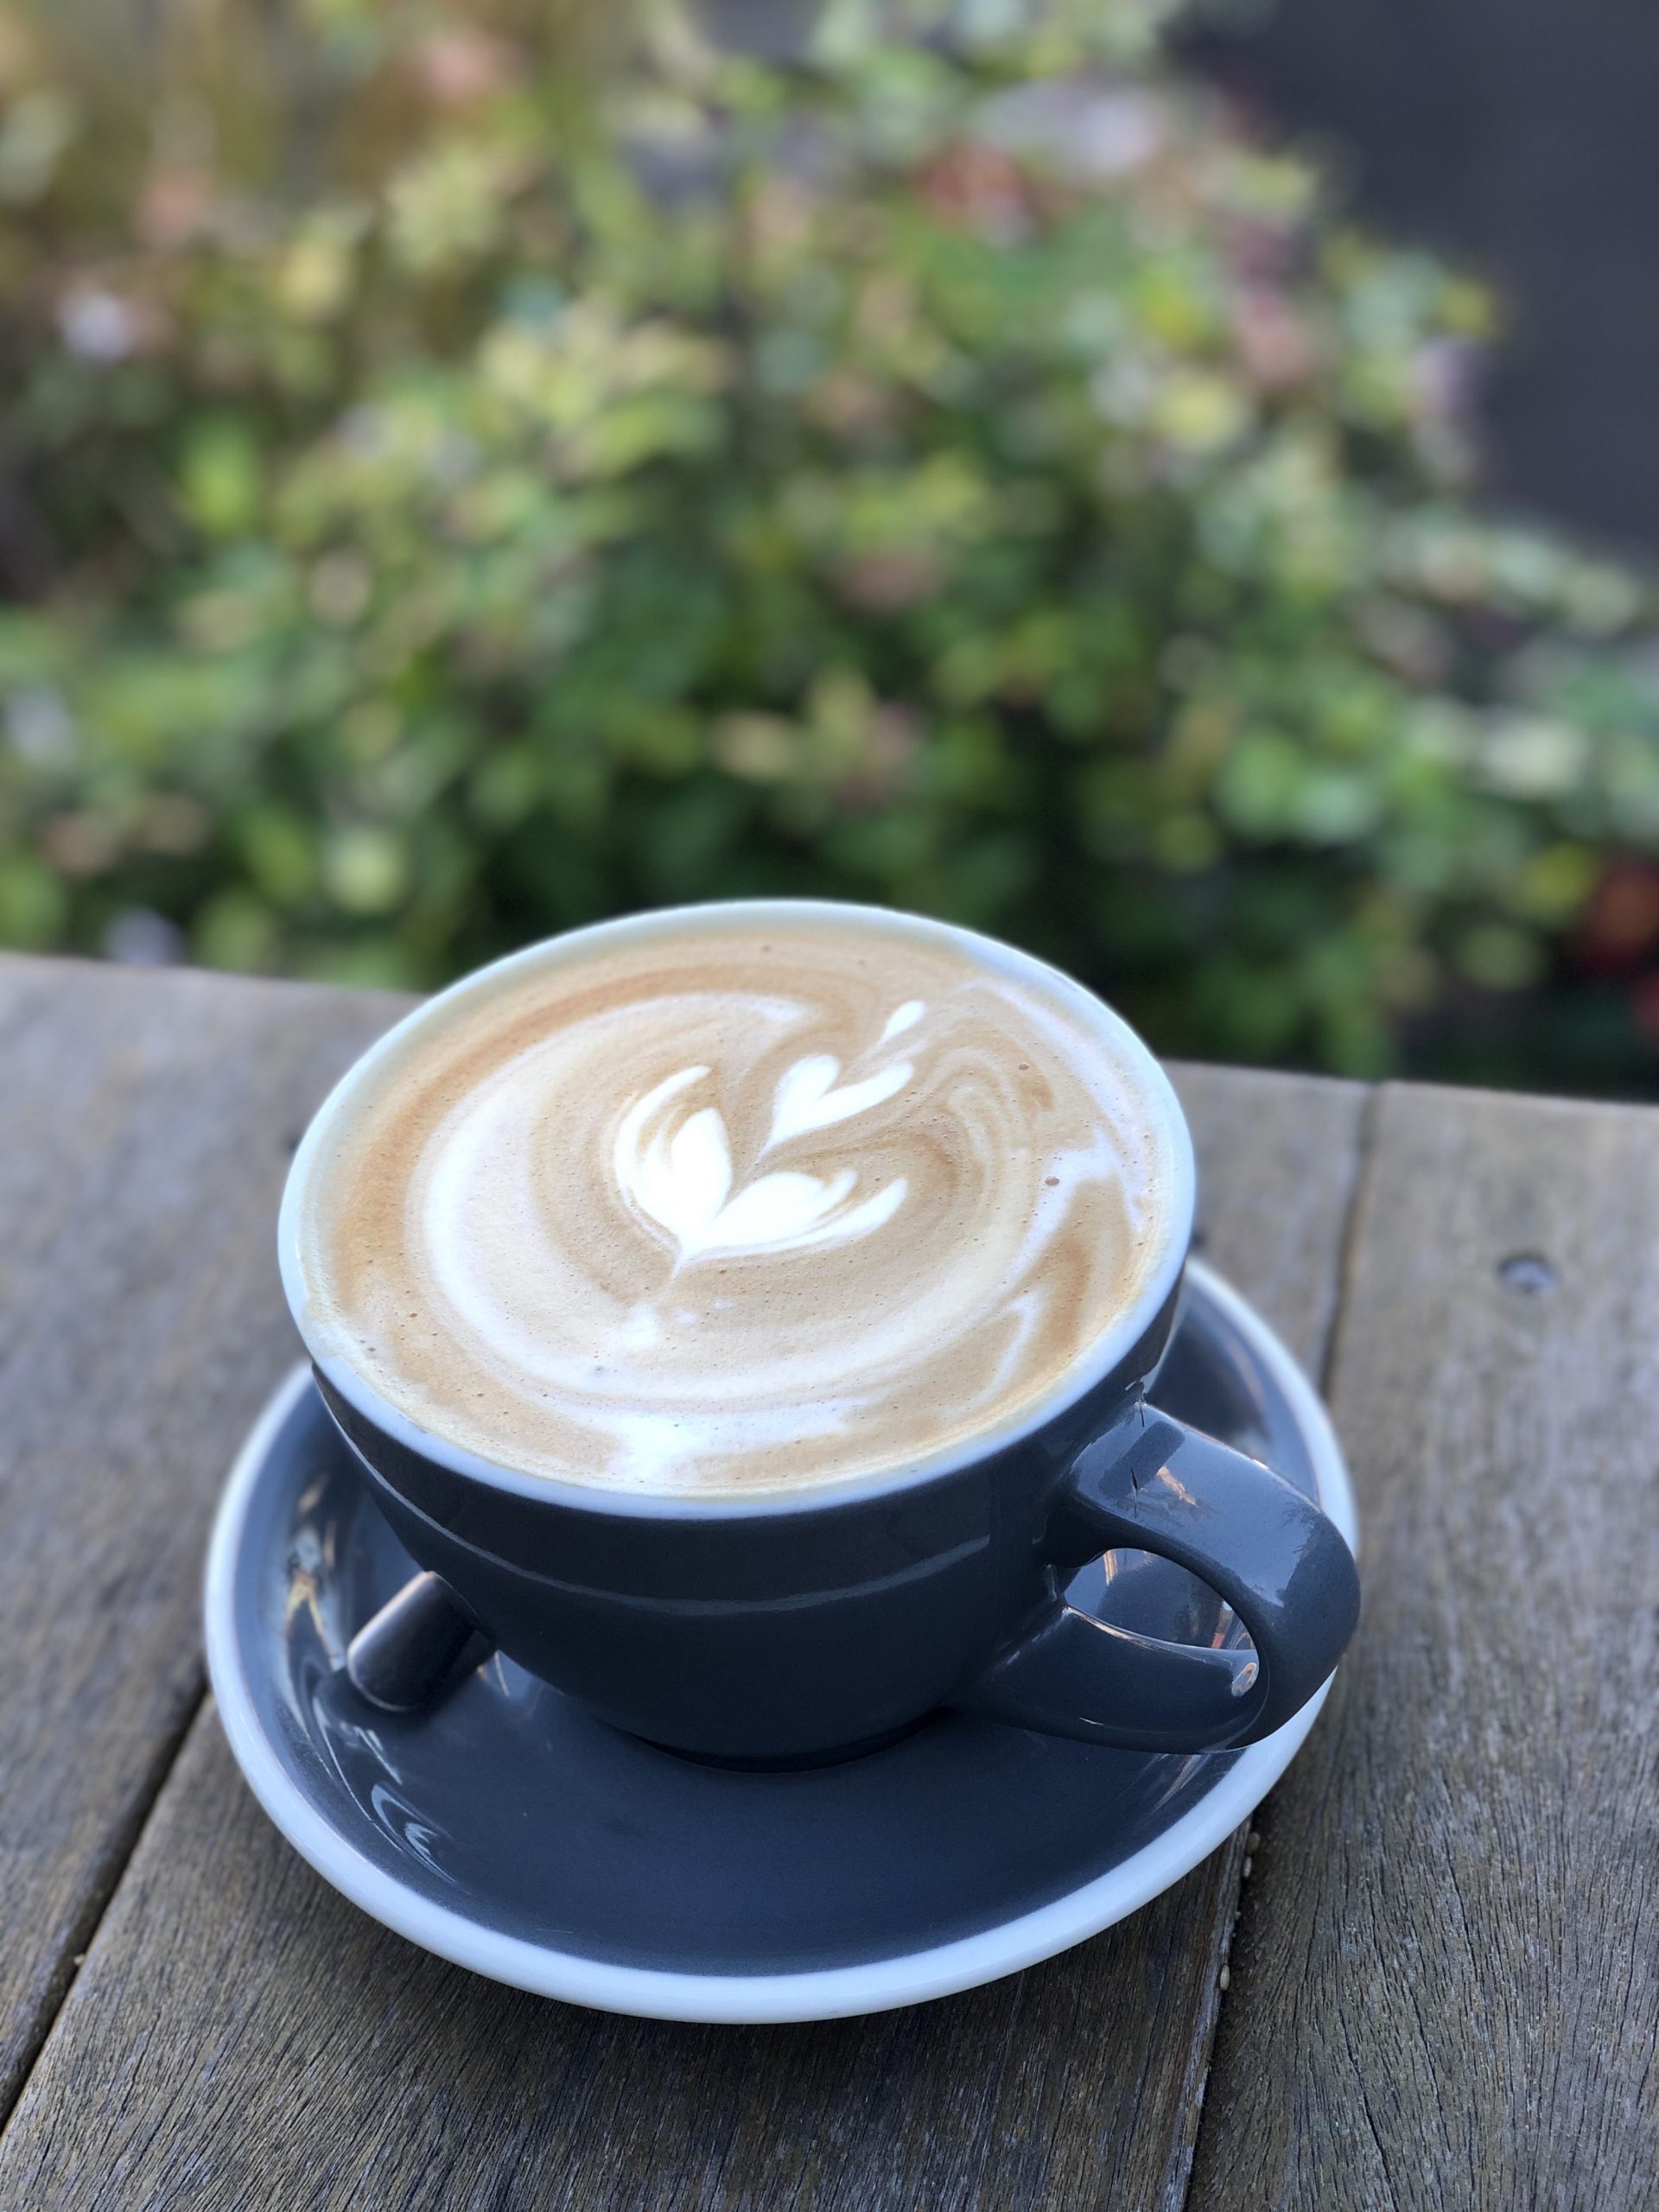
279,904 -> 1359,1766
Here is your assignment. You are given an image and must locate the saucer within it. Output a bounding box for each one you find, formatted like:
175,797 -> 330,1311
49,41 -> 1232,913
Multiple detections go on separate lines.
205,1261 -> 1357,2023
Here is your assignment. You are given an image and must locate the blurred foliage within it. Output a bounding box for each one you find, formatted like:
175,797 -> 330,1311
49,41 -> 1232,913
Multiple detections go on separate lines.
3,0 -> 1659,1084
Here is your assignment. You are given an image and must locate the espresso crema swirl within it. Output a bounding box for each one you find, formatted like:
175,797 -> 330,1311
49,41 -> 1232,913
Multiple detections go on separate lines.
295,913 -> 1180,1496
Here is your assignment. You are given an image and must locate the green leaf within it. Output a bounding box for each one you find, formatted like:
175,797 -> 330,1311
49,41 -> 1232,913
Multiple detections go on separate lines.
179,422 -> 264,540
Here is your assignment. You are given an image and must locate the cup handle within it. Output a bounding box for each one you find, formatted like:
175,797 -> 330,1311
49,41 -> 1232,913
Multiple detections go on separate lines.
948,1410 -> 1360,1751
345,1572 -> 495,1713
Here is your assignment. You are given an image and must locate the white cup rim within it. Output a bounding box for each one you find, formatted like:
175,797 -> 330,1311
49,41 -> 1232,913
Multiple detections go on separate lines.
277,899 -> 1198,1520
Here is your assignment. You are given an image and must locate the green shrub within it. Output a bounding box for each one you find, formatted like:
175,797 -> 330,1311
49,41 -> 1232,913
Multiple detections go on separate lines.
3,0 -> 1659,1084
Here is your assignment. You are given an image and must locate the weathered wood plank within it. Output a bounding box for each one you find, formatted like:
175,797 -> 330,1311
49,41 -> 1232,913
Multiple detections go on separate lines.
1169,1059 -> 1368,1373
1187,1082 -> 1659,2211
0,957 -> 405,2116
0,1026 -> 1365,2212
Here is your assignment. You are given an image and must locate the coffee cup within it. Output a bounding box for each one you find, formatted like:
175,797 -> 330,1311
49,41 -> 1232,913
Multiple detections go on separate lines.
279,901 -> 1358,1764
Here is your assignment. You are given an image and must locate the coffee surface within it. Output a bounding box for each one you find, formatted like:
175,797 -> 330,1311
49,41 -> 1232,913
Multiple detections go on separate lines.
295,912 -> 1177,1496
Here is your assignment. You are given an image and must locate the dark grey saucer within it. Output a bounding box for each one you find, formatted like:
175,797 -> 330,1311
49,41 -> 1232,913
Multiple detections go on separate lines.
205,1262 -> 1357,2022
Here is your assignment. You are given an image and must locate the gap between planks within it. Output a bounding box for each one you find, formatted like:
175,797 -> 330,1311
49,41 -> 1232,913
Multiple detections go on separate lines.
0,959 -> 410,2139
0,1672 -> 212,2138
1168,1080 -> 1382,2212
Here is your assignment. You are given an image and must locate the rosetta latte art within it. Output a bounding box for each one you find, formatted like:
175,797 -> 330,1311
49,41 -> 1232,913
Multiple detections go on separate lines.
297,916 -> 1178,1496
614,1027 -> 920,1260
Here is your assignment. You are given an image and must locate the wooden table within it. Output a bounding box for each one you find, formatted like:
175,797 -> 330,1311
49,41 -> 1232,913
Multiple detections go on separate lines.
0,954 -> 1653,2211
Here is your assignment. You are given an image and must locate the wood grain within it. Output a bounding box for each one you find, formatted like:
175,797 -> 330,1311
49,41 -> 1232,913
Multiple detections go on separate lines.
0,1020 -> 1366,2212
0,957 -> 404,2117
1169,1059 -> 1369,1375
1187,1082 -> 1659,2211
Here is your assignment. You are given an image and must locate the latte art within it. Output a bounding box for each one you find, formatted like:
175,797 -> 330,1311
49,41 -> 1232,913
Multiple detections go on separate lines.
293,912 -> 1183,1496
613,1054 -> 912,1260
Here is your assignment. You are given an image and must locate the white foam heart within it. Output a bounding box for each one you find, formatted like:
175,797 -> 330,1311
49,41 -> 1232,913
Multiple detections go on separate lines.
880,999 -> 926,1042
615,1063 -> 908,1262
766,1052 -> 914,1151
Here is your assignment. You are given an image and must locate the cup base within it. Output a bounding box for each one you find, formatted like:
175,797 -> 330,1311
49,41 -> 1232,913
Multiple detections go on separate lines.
635,1713 -> 937,1773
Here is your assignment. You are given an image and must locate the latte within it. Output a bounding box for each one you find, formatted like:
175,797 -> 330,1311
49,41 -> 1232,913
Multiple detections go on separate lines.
288,906 -> 1185,1497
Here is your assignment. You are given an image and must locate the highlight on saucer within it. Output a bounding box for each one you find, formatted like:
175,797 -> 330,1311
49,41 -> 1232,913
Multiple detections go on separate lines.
290,910 -> 1183,1496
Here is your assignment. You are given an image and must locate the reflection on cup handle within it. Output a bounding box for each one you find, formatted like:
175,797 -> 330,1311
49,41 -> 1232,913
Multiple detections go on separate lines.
949,1408 -> 1361,1751
345,1572 -> 496,1713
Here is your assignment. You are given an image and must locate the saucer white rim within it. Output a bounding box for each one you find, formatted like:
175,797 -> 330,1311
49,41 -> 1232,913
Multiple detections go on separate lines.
204,1259 -> 1357,2024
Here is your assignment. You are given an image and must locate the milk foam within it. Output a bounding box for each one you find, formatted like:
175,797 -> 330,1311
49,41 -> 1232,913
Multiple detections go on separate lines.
294,911 -> 1182,1497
